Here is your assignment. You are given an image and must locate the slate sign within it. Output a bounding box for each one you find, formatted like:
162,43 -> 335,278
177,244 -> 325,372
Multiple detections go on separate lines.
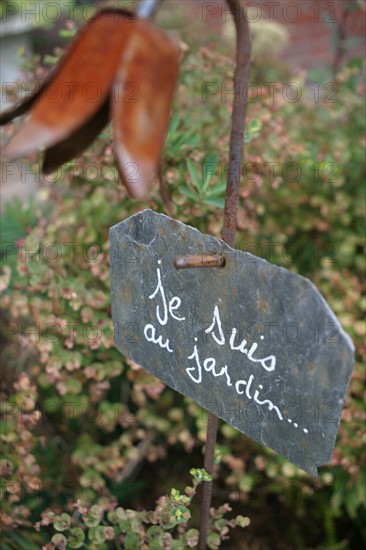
110,209 -> 354,475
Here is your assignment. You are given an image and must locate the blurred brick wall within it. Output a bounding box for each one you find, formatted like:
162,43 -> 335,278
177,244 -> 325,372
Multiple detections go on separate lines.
190,0 -> 365,70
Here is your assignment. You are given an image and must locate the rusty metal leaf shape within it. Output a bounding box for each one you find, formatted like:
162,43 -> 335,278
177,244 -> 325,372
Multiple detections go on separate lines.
113,20 -> 180,198
42,100 -> 110,175
0,9 -> 180,199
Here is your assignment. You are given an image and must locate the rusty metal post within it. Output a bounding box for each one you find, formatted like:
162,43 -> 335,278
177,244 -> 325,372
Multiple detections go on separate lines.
198,1 -> 251,548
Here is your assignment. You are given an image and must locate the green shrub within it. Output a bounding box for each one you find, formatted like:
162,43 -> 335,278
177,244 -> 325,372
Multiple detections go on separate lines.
0,17 -> 365,549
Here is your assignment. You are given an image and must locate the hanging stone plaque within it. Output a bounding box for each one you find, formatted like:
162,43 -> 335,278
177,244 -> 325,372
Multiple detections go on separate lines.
110,209 -> 354,475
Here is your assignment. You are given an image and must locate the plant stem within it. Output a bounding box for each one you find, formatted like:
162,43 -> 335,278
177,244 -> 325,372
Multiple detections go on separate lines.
198,1 -> 251,548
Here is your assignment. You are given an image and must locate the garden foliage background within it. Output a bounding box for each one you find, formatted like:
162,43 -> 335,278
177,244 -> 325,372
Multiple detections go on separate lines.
0,2 -> 365,549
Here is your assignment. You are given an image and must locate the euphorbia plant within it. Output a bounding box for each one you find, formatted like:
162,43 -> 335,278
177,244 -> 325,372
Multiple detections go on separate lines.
37,468 -> 250,549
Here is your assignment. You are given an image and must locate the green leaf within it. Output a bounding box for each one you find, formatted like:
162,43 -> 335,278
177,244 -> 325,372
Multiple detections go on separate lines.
51,534 -> 67,549
54,513 -> 71,532
244,119 -> 262,142
59,29 -> 77,39
43,54 -> 59,66
171,505 -> 191,524
186,528 -> 199,548
235,515 -> 251,527
146,526 -> 164,538
207,532 -> 221,550
187,159 -> 203,193
124,532 -> 141,550
249,119 -> 262,133
168,116 -> 180,135
84,505 -> 103,527
185,135 -> 200,147
94,526 -> 107,543
202,153 -> 219,192
206,181 -> 227,196
204,197 -> 225,208
68,527 -> 85,549
179,186 -> 199,201
190,468 -> 212,482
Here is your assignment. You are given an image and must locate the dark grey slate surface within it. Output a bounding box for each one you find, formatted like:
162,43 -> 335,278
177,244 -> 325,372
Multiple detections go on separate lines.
110,209 -> 354,476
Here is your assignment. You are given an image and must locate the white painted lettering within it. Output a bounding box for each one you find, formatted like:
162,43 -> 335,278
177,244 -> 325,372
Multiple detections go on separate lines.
144,323 -> 173,353
205,305 -> 225,346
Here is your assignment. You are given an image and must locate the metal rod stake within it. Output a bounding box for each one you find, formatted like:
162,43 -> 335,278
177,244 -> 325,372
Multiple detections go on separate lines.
138,0 -> 163,18
198,1 -> 251,548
